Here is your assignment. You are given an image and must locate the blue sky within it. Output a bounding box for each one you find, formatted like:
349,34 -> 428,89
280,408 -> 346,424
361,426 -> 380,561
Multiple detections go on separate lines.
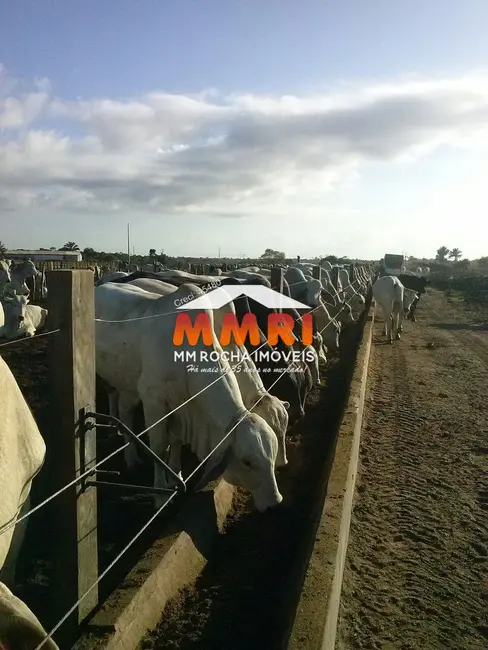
1,0 -> 488,259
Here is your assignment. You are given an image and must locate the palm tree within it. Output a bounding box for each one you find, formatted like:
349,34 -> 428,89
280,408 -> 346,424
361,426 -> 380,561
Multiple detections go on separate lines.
61,241 -> 80,251
0,240 -> 6,255
449,248 -> 462,262
436,246 -> 450,262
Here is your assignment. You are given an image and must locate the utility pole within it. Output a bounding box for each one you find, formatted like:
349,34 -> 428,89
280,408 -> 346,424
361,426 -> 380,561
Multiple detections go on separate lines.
127,222 -> 131,265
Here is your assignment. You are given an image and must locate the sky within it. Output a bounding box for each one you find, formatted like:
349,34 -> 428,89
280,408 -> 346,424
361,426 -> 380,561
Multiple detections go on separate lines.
1,0 -> 488,260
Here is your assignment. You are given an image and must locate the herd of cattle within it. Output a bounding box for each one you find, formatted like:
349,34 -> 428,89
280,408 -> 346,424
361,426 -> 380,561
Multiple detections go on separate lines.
0,257 -> 430,648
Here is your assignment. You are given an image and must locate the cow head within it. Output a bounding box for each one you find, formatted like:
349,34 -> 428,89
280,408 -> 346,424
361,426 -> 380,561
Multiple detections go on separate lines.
2,292 -> 28,337
222,413 -> 283,513
419,277 -> 429,293
321,319 -> 341,352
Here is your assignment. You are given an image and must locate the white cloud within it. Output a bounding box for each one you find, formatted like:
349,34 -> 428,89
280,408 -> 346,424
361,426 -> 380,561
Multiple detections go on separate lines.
1,66 -> 488,220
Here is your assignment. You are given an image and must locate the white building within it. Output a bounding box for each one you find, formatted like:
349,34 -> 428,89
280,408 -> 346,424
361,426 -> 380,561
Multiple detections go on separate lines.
4,249 -> 83,262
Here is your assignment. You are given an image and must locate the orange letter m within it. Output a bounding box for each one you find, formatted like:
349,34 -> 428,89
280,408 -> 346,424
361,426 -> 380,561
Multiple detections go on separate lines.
173,313 -> 214,346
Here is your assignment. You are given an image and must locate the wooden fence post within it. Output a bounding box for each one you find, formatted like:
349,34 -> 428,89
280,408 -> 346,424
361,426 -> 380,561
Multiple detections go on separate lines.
270,267 -> 284,313
331,266 -> 339,290
270,266 -> 284,294
312,265 -> 321,280
47,270 -> 98,647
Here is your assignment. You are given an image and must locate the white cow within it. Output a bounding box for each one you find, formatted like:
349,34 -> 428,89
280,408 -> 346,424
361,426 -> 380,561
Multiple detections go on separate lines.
0,356 -> 58,649
226,269 -> 272,285
372,276 -> 404,343
284,268 -> 322,308
318,269 -> 342,305
338,268 -> 366,312
0,260 -> 11,294
236,266 -> 260,273
0,294 -> 47,340
0,294 -> 28,340
312,303 -> 341,351
122,278 -> 290,469
95,282 -> 283,513
8,260 -> 40,296
96,271 -> 128,286
21,304 -> 48,338
293,263 -> 314,277
325,299 -> 355,326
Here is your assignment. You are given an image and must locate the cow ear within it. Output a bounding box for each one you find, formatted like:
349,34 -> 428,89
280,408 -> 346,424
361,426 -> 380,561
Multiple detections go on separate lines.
193,445 -> 232,491
282,401 -> 290,410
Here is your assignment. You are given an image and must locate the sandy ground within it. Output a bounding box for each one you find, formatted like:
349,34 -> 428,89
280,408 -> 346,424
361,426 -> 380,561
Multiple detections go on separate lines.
337,289 -> 488,650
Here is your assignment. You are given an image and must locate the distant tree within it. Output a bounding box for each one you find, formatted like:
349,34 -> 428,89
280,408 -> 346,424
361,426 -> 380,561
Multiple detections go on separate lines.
476,256 -> 488,271
83,247 -> 97,259
456,258 -> 470,271
323,255 -> 338,264
61,241 -> 80,251
0,240 -> 6,255
260,248 -> 286,263
436,246 -> 450,262
449,248 -> 462,262
149,248 -> 157,258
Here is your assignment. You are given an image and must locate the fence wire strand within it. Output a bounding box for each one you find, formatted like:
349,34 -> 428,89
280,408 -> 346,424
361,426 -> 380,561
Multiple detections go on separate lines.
0,329 -> 60,349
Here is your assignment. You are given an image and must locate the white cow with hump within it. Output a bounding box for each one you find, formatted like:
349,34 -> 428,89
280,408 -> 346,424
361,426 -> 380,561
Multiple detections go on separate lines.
119,277 -> 290,469
337,267 -> 366,312
372,275 -> 405,343
0,293 -> 48,340
284,267 -> 322,308
95,282 -> 283,513
0,260 -> 11,294
0,356 -> 59,649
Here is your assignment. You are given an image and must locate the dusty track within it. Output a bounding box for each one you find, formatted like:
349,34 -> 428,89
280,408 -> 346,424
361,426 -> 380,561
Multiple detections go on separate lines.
337,290 -> 488,650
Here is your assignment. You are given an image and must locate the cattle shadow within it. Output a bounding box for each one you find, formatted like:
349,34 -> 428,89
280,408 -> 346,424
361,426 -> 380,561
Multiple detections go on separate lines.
429,322 -> 488,332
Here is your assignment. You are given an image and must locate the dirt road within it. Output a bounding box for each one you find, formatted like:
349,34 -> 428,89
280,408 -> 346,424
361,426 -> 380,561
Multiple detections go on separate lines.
337,289 -> 488,650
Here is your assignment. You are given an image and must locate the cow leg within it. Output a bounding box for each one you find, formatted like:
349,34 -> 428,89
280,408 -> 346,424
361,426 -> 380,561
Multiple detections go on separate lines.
117,390 -> 142,472
381,306 -> 393,341
381,305 -> 388,336
396,305 -> 404,339
108,390 -> 119,419
393,311 -> 400,339
410,297 -> 419,321
384,308 -> 393,343
167,440 -> 183,478
140,398 -> 176,509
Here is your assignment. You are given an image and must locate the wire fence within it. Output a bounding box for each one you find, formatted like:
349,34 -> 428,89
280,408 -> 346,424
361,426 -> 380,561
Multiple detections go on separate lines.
0,263 -> 373,648
33,349 -> 327,649
0,283 -> 357,537
1,272 -> 370,537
